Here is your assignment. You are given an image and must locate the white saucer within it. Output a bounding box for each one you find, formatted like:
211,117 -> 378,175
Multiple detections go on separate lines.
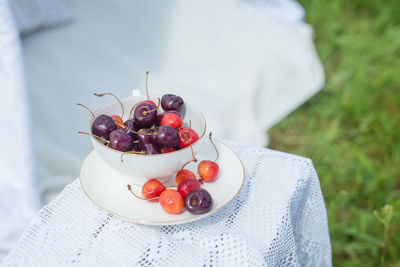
79,140 -> 245,225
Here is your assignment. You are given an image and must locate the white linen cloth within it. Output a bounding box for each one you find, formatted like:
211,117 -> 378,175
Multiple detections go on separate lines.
0,0 -> 40,260
1,141 -> 331,266
21,0 -> 324,203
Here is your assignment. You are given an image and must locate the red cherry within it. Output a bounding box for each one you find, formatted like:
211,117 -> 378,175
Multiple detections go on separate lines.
139,100 -> 157,108
161,147 -> 176,154
161,113 -> 183,129
178,128 -> 199,148
198,160 -> 219,182
157,111 -> 181,125
159,189 -> 184,214
177,178 -> 201,199
175,169 -> 196,185
111,115 -> 124,129
141,179 -> 166,201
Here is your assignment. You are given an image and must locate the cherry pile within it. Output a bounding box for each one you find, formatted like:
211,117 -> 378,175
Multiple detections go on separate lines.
127,133 -> 220,215
78,72 -> 200,156
78,72 -> 220,216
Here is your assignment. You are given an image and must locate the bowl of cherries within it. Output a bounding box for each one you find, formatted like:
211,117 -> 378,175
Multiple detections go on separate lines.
78,81 -> 206,185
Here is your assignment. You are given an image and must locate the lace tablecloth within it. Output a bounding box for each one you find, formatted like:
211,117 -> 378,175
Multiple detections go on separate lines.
1,142 -> 331,266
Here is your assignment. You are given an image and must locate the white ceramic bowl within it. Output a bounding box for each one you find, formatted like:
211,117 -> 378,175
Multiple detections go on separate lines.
89,95 -> 206,185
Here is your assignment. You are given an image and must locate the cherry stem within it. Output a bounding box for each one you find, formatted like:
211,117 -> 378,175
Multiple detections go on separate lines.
115,121 -> 156,136
127,184 -> 159,200
76,103 -> 95,118
143,97 -> 160,115
145,71 -> 150,100
190,140 -> 196,161
78,131 -> 109,145
115,121 -> 128,130
94,93 -> 124,118
138,128 -> 158,136
180,158 -> 197,171
209,132 -> 219,162
121,151 -> 146,162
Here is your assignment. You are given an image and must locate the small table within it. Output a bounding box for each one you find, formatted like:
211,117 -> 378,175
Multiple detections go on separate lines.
2,141 -> 331,266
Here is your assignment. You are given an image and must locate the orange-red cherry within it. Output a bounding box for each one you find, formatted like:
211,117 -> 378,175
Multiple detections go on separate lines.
141,179 -> 166,201
178,128 -> 199,148
198,160 -> 219,182
111,115 -> 124,129
175,169 -> 196,185
161,113 -> 183,129
159,189 -> 184,214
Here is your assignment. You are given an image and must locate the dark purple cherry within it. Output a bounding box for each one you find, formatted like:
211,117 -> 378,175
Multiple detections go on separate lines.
161,94 -> 184,112
144,143 -> 161,155
157,110 -> 182,125
156,125 -> 179,148
124,119 -> 139,140
137,128 -> 156,148
133,103 -> 157,128
91,114 -> 117,140
131,143 -> 142,152
185,189 -> 213,214
109,130 -> 133,152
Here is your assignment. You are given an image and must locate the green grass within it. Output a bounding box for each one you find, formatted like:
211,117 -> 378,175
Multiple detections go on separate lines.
268,0 -> 400,265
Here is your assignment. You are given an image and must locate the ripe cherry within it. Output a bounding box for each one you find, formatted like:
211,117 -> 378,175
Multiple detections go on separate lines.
198,132 -> 220,182
144,143 -> 161,155
77,103 -> 116,141
161,147 -> 176,154
123,119 -> 139,140
109,129 -> 133,152
142,179 -> 166,201
133,102 -> 157,128
93,93 -> 125,131
178,128 -> 199,148
185,189 -> 213,214
177,177 -> 201,199
175,169 -> 196,185
111,115 -> 124,129
159,189 -> 184,214
137,128 -> 157,147
198,160 -> 219,182
161,94 -> 184,112
138,100 -> 157,108
155,125 -> 179,148
157,110 -> 181,125
161,113 -> 182,129
92,114 -> 117,140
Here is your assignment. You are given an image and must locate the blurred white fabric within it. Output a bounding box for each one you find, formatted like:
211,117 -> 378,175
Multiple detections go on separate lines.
250,0 -> 305,23
149,1 -> 323,145
21,0 -> 323,200
8,0 -> 73,33
0,0 -> 40,261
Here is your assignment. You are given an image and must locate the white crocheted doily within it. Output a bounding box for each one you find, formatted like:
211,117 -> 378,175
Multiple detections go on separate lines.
2,142 -> 331,266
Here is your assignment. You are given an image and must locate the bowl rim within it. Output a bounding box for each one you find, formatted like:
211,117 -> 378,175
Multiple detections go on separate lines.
88,95 -> 207,157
